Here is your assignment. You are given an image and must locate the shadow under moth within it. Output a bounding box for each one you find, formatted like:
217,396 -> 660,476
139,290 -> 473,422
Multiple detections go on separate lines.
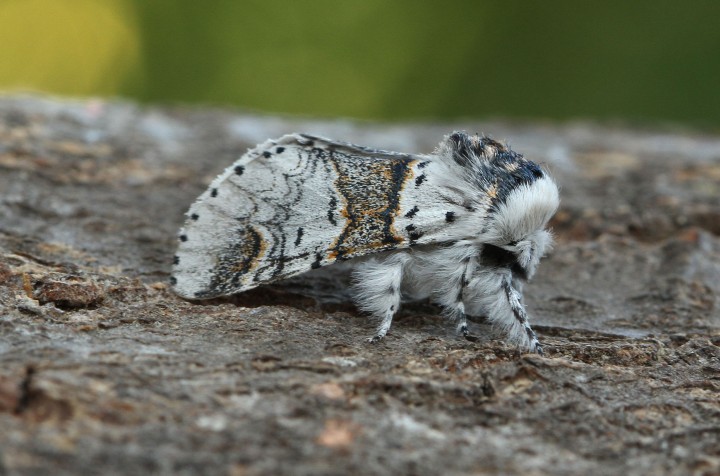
172,132 -> 559,354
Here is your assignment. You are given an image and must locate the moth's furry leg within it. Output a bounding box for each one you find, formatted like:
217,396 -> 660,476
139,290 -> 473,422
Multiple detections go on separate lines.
431,248 -> 476,338
514,279 -> 526,306
465,270 -> 543,354
502,277 -> 543,355
351,253 -> 408,342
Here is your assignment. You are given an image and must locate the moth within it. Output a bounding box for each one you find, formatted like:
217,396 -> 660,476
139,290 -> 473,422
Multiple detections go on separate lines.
172,132 -> 559,354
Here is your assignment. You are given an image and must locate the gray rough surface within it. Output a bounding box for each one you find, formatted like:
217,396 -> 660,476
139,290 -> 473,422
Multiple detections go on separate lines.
0,96 -> 719,476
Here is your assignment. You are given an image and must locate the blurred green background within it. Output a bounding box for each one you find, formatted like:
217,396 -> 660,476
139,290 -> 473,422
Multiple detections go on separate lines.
1,0 -> 719,126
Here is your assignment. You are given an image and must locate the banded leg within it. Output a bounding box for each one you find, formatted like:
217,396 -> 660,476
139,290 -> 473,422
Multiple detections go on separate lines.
441,286 -> 469,338
434,284 -> 469,336
452,302 -> 470,338
464,270 -> 543,354
351,255 -> 406,343
433,257 -> 474,338
501,277 -> 543,355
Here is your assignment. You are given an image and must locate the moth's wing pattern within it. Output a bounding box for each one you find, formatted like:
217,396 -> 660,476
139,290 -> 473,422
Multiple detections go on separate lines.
172,133 -> 441,299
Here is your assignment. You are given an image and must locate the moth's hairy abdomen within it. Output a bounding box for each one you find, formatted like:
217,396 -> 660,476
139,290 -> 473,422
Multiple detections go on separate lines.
172,131 -> 559,353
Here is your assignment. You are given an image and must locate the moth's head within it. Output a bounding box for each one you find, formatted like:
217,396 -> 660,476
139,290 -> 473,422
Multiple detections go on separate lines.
486,174 -> 560,279
437,130 -> 560,278
499,229 -> 554,279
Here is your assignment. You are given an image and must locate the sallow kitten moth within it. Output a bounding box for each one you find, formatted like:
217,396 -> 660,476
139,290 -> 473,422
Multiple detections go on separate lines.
172,132 -> 559,354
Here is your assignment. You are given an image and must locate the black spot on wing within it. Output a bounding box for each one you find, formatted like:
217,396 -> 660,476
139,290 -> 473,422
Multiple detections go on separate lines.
262,151 -> 272,158
405,224 -> 423,242
276,146 -> 285,154
415,174 -> 426,187
211,188 -> 218,198
405,205 -> 419,218
179,234 -> 188,242
190,213 -> 199,220
417,161 -> 430,169
445,211 -> 455,222
173,255 -> 179,265
295,227 -> 304,246
234,165 -> 245,176
169,276 -> 177,285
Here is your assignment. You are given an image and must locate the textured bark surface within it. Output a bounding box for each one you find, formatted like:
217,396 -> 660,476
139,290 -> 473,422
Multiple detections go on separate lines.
0,96 -> 718,476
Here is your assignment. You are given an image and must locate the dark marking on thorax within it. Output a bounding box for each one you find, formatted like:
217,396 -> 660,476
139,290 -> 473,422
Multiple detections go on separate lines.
484,154 -> 546,213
